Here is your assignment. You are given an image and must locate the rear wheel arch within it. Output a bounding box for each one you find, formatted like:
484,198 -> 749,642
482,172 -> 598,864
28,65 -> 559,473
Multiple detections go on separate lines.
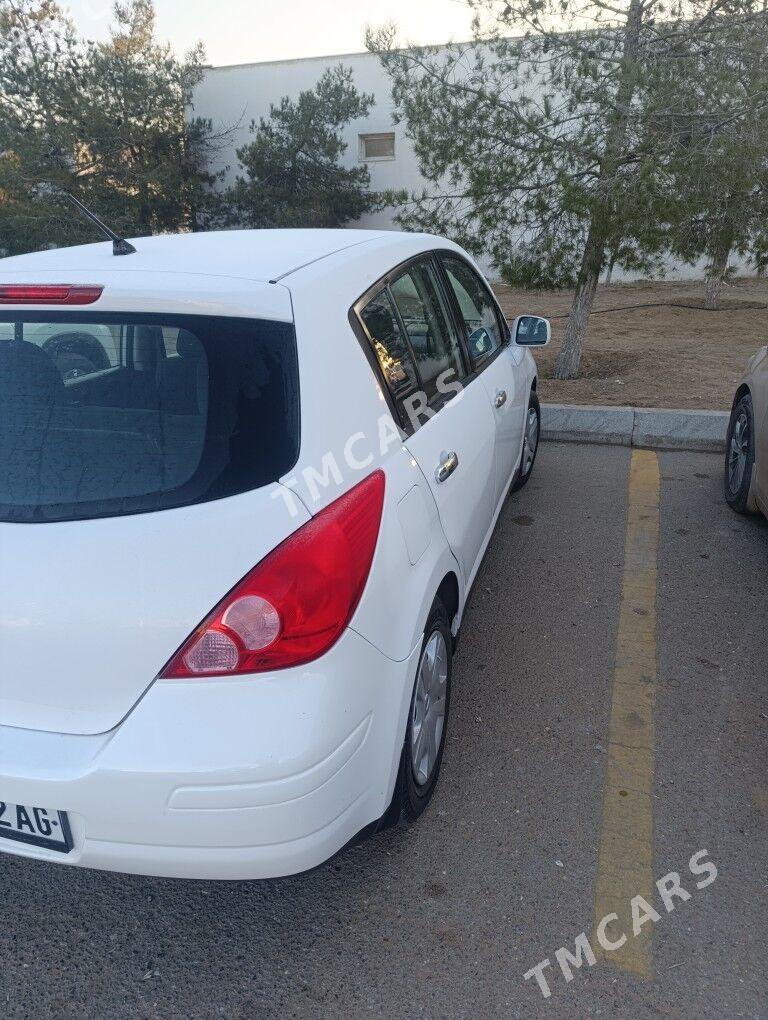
381,595 -> 453,830
435,571 -> 460,635
374,569 -> 462,834
732,383 -> 751,410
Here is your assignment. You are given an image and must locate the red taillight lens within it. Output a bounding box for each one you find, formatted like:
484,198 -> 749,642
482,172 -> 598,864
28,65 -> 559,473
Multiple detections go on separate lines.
0,284 -> 103,305
160,470 -> 386,678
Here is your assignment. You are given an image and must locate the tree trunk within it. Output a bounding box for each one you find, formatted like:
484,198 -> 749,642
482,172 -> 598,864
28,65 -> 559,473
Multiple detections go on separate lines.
704,228 -> 733,310
703,273 -> 724,310
605,252 -> 617,286
554,220 -> 605,379
137,170 -> 152,236
554,0 -> 643,380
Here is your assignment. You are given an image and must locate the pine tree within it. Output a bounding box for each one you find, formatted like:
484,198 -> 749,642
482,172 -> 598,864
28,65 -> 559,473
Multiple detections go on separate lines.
0,0 -> 88,253
82,0 -> 223,237
217,65 -> 388,229
0,0 -> 221,254
369,1 -> 768,378
661,10 -> 768,307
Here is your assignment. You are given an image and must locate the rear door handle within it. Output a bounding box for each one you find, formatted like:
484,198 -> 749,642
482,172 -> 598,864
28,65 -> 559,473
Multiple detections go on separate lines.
495,389 -> 507,408
436,451 -> 459,483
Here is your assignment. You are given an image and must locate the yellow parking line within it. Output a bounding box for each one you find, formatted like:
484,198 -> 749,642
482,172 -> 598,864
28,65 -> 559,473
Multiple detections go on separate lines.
593,449 -> 660,978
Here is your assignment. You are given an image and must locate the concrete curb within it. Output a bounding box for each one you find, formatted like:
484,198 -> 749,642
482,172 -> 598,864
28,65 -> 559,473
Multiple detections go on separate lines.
541,403 -> 729,453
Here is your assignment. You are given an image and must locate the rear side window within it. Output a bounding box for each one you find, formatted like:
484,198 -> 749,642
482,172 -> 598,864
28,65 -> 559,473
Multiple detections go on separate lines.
359,291 -> 419,398
441,255 -> 506,366
0,313 -> 299,523
389,260 -> 465,404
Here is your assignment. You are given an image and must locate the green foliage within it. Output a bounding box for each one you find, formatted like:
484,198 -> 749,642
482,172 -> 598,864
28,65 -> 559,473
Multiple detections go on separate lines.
217,65 -> 390,229
0,7 -> 389,253
0,0 -> 221,255
0,0 -> 87,252
80,0 -> 221,236
370,4 -> 711,287
368,2 -> 768,375
658,11 -> 768,303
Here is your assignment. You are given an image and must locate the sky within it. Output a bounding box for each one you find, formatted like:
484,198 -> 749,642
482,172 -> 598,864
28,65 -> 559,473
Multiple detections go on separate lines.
61,0 -> 476,66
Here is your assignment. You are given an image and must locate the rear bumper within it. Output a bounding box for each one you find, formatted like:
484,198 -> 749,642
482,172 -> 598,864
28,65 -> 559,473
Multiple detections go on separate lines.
0,630 -> 419,880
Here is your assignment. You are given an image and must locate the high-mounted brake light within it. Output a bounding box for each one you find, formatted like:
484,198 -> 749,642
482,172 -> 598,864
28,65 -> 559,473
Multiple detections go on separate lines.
0,284 -> 103,305
160,470 -> 386,678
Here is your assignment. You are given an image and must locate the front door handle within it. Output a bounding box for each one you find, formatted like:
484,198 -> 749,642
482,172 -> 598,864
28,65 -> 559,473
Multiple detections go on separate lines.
436,451 -> 459,483
495,389 -> 507,408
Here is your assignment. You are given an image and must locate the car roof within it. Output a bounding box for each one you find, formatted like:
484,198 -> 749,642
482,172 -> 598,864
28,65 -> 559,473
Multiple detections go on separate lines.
0,229 -> 418,284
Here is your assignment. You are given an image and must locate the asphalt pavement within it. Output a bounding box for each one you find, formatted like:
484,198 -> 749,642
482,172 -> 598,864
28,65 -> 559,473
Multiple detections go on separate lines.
1,442 -> 766,1018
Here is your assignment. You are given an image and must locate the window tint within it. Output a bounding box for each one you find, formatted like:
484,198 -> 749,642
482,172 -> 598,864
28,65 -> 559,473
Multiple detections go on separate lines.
389,261 -> 465,404
0,320 -> 122,381
441,256 -> 506,366
360,291 -> 418,398
0,313 -> 299,523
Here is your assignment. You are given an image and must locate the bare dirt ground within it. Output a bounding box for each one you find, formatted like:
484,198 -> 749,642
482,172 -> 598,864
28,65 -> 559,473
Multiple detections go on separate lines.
493,277 -> 768,410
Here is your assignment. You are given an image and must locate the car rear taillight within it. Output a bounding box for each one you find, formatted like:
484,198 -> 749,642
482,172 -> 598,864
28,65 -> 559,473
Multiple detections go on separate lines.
0,284 -> 103,305
160,470 -> 386,678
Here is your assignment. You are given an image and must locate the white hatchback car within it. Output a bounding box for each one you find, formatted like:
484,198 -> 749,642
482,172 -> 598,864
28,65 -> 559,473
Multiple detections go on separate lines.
0,230 -> 548,879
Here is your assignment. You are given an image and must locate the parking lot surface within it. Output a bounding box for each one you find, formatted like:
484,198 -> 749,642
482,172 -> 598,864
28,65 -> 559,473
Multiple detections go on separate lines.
1,442 -> 766,1019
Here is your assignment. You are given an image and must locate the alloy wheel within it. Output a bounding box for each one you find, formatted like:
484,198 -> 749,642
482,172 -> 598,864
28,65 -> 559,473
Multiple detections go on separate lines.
728,411 -> 750,493
410,630 -> 449,786
522,405 -> 540,476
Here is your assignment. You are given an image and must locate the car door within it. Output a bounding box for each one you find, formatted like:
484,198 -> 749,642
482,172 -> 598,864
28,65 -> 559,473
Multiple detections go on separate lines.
438,254 -> 526,509
356,256 -> 497,588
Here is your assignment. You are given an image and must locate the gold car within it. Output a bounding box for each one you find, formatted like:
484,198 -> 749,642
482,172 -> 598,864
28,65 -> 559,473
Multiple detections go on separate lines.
725,345 -> 768,517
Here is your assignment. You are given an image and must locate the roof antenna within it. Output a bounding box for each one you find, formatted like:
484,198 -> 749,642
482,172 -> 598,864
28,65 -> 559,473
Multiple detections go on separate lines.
60,191 -> 137,256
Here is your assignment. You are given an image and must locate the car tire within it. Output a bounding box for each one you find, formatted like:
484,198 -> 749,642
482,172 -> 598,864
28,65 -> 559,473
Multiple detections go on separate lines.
511,390 -> 541,493
724,393 -> 756,514
397,600 -> 453,823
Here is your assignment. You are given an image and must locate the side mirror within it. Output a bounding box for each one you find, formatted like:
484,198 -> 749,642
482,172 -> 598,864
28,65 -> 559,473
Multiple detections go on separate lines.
513,314 -> 551,347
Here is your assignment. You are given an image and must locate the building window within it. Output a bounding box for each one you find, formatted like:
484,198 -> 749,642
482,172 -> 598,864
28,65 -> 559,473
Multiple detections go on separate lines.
359,132 -> 395,162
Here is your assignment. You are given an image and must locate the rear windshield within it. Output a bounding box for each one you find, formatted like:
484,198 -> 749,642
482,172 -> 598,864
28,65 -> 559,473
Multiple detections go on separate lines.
0,313 -> 299,522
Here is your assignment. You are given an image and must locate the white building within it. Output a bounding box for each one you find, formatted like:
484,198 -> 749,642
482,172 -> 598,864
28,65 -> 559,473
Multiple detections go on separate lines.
193,48 -> 421,233
193,47 -> 749,283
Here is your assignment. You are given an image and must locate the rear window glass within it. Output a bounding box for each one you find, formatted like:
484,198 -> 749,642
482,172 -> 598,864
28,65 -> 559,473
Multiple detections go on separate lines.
0,313 -> 299,523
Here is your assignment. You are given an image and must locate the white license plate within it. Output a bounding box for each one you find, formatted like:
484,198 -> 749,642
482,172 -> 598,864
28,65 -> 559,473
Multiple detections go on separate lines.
0,800 -> 73,854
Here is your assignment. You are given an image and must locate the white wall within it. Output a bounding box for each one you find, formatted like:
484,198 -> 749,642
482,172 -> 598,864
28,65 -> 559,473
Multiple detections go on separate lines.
193,49 -> 423,234
192,49 -> 752,284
